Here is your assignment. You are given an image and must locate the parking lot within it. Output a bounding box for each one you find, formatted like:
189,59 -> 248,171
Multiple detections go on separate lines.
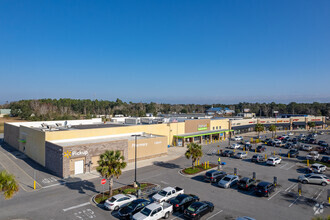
65,130 -> 328,220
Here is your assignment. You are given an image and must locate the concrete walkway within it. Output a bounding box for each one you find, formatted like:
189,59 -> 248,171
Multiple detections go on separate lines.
67,147 -> 187,182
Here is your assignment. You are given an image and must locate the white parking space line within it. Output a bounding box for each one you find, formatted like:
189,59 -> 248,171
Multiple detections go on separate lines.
267,191 -> 282,200
63,202 -> 91,212
206,210 -> 223,220
279,163 -> 288,169
285,183 -> 297,192
289,196 -> 300,207
315,189 -> 324,200
285,164 -> 296,170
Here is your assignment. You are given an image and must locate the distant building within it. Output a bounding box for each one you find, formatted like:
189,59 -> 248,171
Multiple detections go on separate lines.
206,107 -> 235,116
237,112 -> 256,118
0,109 -> 11,117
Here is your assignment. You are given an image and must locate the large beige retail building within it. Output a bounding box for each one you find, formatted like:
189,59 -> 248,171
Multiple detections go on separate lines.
3,116 -> 325,178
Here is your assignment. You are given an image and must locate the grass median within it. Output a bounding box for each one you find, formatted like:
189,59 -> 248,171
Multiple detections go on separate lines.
182,164 -> 217,175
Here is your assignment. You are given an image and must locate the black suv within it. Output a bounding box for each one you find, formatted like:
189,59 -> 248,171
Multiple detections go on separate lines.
204,170 -> 226,183
118,199 -> 150,220
251,154 -> 265,163
288,149 -> 299,158
318,140 -> 327,145
238,177 -> 256,190
255,182 -> 276,197
221,150 -> 235,157
320,156 -> 330,164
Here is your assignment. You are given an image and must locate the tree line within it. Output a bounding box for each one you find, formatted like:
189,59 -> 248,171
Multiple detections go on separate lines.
1,99 -> 329,121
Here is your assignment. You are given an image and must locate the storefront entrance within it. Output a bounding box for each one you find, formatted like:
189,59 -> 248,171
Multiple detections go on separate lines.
74,160 -> 84,175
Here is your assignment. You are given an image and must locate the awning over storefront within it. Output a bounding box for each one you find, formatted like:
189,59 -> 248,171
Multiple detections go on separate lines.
174,129 -> 233,139
232,125 -> 255,130
293,122 -> 306,126
263,123 -> 291,127
314,121 -> 324,125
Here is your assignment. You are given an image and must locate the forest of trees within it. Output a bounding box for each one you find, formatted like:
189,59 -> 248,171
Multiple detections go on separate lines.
0,99 -> 329,121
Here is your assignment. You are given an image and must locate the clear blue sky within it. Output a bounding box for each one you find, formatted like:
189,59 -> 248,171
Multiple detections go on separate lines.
0,0 -> 329,104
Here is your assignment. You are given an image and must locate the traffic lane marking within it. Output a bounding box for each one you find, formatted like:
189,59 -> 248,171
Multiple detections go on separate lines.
63,202 -> 91,212
285,183 -> 297,192
267,190 -> 282,200
206,210 -> 223,220
285,164 -> 296,170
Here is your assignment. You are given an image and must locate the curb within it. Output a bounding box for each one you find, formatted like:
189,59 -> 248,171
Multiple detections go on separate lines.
178,166 -> 218,178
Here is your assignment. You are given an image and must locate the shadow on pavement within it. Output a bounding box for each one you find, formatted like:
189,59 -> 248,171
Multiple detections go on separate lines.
64,178 -> 98,194
153,161 -> 181,169
288,178 -> 299,183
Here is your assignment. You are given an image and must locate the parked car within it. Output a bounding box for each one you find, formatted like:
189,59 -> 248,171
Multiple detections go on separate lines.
235,152 -> 248,159
221,150 -> 235,157
230,143 -> 241,149
255,182 -> 276,197
152,186 -> 184,203
310,163 -> 327,173
169,194 -> 199,212
317,146 -> 328,154
218,175 -> 239,188
288,149 -> 299,158
321,142 -> 329,148
288,132 -> 294,136
320,156 -> 330,164
183,201 -> 214,220
244,144 -> 252,151
263,138 -> 272,143
308,138 -> 317,144
118,199 -> 151,220
104,194 -> 137,211
204,170 -> 226,183
318,131 -> 324,135
238,177 -> 256,190
306,151 -> 320,161
232,136 -> 243,141
274,139 -> 282,145
284,143 -> 293,149
300,144 -> 312,151
318,140 -> 327,145
132,202 -> 173,220
298,173 -> 330,186
266,157 -> 282,166
267,141 -> 275,146
251,154 -> 265,163
256,145 -> 267,152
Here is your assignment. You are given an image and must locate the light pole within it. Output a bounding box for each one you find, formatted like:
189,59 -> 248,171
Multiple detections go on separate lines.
274,111 -> 278,138
132,134 -> 141,185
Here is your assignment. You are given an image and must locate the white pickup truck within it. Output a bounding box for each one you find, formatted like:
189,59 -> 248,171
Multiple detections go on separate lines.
152,186 -> 184,203
132,202 -> 173,220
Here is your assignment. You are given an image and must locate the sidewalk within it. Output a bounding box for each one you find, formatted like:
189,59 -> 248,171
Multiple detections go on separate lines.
67,147 -> 187,182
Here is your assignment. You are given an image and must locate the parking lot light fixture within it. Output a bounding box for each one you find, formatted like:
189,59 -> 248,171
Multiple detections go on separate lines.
131,134 -> 141,185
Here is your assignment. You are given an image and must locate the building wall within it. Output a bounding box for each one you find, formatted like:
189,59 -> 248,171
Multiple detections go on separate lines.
210,119 -> 229,130
127,136 -> 167,162
184,119 -> 210,133
4,123 -> 20,149
20,126 -> 46,166
231,119 -> 258,126
45,122 -> 185,147
45,142 -> 63,177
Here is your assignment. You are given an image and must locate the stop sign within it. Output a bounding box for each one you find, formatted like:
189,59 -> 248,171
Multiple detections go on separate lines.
101,179 -> 106,185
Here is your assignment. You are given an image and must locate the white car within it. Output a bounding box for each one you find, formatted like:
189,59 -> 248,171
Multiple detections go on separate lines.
132,202 -> 173,220
230,143 -> 240,149
306,151 -> 320,161
235,152 -> 248,159
274,139 -> 282,144
152,186 -> 184,203
104,194 -> 137,211
288,132 -> 294,136
266,157 -> 282,166
232,136 -> 243,141
310,163 -> 327,173
218,175 -> 239,188
301,145 -> 312,151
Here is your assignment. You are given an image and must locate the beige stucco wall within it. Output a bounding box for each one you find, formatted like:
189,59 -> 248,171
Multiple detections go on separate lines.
210,119 -> 229,130
127,136 -> 167,162
231,119 -> 258,126
20,126 -> 46,166
4,123 -> 20,150
184,119 -> 211,133
45,122 -> 185,147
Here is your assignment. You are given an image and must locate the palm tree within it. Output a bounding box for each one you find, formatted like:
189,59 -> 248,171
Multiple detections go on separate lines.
308,122 -> 316,132
185,143 -> 203,169
0,170 -> 19,199
96,150 -> 127,197
268,124 -> 276,138
255,123 -> 264,139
